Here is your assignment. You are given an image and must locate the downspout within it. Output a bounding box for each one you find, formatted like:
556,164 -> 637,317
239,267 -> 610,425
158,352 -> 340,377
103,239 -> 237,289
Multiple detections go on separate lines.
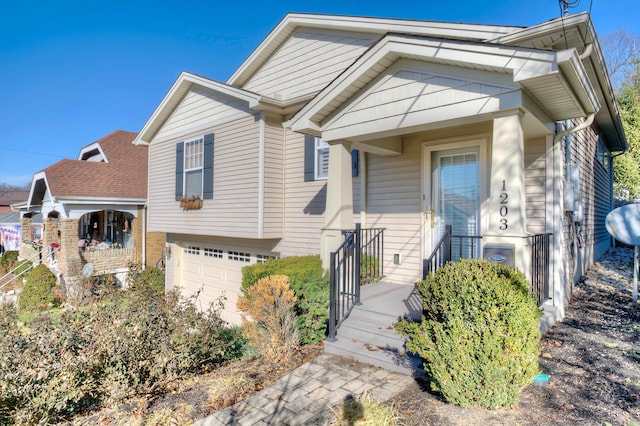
142,204 -> 147,270
554,113 -> 594,282
553,113 -> 595,145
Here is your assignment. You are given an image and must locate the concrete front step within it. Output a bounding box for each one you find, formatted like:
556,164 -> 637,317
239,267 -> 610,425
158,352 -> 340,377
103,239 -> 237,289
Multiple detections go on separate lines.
324,282 -> 425,377
324,333 -> 424,377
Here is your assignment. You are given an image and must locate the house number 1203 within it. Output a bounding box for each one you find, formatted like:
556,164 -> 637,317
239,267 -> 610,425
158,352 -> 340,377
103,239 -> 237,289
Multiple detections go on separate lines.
499,180 -> 508,230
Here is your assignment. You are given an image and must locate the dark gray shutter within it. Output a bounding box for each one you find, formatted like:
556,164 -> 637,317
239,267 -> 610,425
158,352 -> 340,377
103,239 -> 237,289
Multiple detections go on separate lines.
304,134 -> 315,182
351,149 -> 359,177
203,133 -> 214,199
175,142 -> 184,201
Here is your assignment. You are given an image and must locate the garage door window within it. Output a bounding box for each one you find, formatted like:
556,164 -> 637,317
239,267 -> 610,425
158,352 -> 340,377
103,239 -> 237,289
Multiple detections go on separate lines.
256,254 -> 278,263
186,246 -> 200,255
204,248 -> 223,258
229,251 -> 250,262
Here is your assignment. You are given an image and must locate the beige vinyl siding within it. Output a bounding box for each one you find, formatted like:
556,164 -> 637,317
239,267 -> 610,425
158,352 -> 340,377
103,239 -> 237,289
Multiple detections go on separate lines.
242,28 -> 378,99
155,85 -> 255,141
524,137 -> 547,235
326,61 -> 517,139
147,114 -> 263,238
561,120 -> 612,283
263,117 -> 284,238
365,139 -> 423,284
275,130 -> 363,257
573,124 -> 612,261
275,130 -> 326,256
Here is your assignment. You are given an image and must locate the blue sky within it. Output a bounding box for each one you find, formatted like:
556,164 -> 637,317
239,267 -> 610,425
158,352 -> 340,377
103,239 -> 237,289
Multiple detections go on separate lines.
1,0 -> 638,187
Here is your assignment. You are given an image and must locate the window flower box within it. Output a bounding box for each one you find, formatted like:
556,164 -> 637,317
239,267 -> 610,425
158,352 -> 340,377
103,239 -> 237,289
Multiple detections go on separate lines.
180,195 -> 203,210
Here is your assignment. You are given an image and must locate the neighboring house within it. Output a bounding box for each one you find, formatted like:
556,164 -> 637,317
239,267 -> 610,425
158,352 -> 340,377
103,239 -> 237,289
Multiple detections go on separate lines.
18,130 -> 165,287
0,191 -> 42,252
135,12 -> 626,328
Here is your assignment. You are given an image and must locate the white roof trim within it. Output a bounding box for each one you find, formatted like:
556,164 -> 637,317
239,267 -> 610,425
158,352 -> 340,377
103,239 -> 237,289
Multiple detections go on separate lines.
134,72 -> 262,145
227,13 -> 521,88
78,142 -> 108,162
26,172 -> 48,210
54,197 -> 147,205
287,34 -> 566,134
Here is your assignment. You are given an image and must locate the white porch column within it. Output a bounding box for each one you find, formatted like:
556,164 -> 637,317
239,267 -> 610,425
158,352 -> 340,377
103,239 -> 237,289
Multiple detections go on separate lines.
484,111 -> 529,273
320,140 -> 354,269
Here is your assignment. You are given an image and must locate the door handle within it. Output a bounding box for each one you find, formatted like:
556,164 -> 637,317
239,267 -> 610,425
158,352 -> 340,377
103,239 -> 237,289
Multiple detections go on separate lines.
425,207 -> 435,229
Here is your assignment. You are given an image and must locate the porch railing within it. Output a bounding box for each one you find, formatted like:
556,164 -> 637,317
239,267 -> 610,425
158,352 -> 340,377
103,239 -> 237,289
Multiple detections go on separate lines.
423,225 -> 452,278
530,233 -> 551,306
423,229 -> 552,307
327,224 -> 385,341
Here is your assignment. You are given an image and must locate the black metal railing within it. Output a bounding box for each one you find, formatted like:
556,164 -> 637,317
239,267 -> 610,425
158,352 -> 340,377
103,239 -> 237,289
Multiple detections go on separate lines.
360,226 -> 384,285
327,224 -> 385,341
423,226 -> 483,278
423,225 -> 452,278
530,233 -> 551,306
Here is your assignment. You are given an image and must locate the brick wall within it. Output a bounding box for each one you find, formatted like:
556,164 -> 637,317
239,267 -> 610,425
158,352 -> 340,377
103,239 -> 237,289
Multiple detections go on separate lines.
19,217 -> 35,260
146,232 -> 166,268
84,248 -> 136,273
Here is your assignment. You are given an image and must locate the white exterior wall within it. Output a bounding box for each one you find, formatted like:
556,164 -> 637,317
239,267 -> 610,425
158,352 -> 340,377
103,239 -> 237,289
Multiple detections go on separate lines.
263,116 -> 284,238
525,137 -> 547,235
365,140 -> 423,284
323,60 -> 519,142
275,130 -> 326,256
243,28 -> 379,100
155,85 -> 255,141
148,113 -> 263,239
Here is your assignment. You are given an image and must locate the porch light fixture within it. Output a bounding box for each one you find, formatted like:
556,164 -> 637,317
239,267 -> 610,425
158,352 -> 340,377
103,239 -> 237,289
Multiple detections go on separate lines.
393,252 -> 401,265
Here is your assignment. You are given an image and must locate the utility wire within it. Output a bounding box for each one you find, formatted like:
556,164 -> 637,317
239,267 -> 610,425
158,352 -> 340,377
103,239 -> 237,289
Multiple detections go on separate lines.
0,147 -> 66,159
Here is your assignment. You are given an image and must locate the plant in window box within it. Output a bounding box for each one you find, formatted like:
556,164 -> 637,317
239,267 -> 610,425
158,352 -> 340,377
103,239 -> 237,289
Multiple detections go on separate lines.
180,195 -> 203,210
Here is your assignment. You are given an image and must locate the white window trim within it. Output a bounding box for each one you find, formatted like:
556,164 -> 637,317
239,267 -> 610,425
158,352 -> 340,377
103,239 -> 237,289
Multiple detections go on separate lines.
184,137 -> 204,197
315,137 -> 329,180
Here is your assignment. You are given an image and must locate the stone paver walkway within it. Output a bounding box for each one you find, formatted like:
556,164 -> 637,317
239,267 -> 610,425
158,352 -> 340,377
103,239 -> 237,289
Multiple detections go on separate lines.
195,353 -> 415,426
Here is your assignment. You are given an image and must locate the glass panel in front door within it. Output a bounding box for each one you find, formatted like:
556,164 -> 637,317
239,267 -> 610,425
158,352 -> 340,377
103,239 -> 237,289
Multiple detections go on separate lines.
433,149 -> 480,260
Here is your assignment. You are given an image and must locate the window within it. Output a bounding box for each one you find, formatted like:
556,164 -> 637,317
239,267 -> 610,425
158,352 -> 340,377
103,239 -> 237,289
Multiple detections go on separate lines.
204,247 -> 223,258
186,246 -> 200,255
256,254 -> 278,263
184,138 -> 204,197
596,139 -> 610,172
304,135 -> 328,181
175,133 -> 214,201
303,135 -> 359,181
315,138 -> 329,180
228,251 -> 250,262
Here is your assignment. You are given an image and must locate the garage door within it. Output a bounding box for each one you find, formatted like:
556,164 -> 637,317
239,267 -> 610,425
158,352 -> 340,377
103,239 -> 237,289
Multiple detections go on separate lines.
179,244 -> 276,325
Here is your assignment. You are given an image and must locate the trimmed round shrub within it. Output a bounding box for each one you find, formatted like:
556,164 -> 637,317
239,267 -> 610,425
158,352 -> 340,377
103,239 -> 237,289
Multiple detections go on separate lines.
395,259 -> 541,409
19,264 -> 58,311
242,255 -> 328,345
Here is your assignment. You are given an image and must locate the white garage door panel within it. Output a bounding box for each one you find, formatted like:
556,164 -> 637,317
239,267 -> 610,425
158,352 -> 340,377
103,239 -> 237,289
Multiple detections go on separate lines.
179,245 -> 252,326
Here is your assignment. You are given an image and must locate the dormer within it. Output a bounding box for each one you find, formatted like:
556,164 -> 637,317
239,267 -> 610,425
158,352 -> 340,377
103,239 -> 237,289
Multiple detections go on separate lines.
78,142 -> 108,162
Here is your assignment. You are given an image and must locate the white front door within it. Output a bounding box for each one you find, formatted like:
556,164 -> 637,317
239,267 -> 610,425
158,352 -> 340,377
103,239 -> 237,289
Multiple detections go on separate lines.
427,146 -> 481,260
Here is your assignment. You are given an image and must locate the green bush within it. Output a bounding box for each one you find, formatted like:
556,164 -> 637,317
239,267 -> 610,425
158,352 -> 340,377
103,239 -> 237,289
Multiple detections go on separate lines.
129,265 -> 165,294
360,253 -> 380,283
13,259 -> 32,279
0,285 -> 247,424
395,259 -> 541,409
0,250 -> 19,273
18,264 -> 58,311
242,255 -> 328,345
